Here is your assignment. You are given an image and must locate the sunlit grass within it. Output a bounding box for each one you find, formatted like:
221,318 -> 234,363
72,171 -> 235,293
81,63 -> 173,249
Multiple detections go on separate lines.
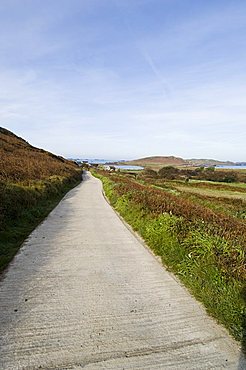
95,171 -> 246,342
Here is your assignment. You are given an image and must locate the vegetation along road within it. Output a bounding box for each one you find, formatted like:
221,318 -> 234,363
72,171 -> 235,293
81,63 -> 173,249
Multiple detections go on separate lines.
0,172 -> 245,369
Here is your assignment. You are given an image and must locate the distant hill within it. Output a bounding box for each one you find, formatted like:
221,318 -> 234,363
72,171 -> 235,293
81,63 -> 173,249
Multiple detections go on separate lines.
187,158 -> 235,167
122,156 -> 186,169
118,156 -> 236,170
0,127 -> 78,182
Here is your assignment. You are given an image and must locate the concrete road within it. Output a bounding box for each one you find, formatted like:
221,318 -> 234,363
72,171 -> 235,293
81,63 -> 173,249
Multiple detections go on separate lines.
0,172 -> 245,369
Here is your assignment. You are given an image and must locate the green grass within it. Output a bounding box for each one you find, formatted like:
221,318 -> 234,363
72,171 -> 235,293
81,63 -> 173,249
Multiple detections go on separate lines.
96,172 -> 245,343
179,192 -> 246,220
175,184 -> 246,200
149,179 -> 246,221
189,179 -> 246,189
0,174 -> 81,273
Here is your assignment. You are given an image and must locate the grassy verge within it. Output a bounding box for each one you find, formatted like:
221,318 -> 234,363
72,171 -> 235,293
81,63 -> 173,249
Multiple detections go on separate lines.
94,171 -> 245,343
0,173 -> 82,274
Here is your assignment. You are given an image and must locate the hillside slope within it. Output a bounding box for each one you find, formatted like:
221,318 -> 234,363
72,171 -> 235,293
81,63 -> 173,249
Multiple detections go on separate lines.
0,127 -> 78,181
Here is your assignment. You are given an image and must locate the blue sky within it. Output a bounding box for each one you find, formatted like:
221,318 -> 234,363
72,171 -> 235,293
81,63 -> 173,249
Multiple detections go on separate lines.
1,0 -> 246,161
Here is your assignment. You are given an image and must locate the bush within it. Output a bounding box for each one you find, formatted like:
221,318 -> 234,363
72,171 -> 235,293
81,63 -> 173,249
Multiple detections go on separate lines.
158,166 -> 180,179
143,168 -> 158,178
195,170 -> 238,183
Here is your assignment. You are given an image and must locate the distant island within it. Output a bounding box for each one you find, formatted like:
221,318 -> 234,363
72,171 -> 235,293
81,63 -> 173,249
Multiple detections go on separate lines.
105,156 -> 242,170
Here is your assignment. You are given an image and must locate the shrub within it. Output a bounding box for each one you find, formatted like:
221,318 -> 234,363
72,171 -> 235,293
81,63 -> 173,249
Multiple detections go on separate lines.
158,166 -> 180,179
143,168 -> 158,178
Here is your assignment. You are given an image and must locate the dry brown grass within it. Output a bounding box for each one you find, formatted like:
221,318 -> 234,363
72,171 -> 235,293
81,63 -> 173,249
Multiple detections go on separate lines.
0,127 -> 78,182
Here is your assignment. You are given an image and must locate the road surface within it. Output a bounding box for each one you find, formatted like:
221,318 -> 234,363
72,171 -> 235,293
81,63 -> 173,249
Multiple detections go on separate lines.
0,172 -> 245,369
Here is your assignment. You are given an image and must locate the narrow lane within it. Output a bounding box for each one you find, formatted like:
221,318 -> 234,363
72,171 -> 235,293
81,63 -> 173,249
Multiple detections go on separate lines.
0,172 -> 245,369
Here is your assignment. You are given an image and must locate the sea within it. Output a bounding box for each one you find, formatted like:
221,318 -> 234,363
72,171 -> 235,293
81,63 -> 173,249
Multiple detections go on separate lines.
113,165 -> 143,170
216,165 -> 246,170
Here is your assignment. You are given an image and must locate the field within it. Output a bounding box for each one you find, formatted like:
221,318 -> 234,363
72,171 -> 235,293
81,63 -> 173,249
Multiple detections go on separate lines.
149,179 -> 246,219
0,128 -> 82,273
93,169 -> 246,346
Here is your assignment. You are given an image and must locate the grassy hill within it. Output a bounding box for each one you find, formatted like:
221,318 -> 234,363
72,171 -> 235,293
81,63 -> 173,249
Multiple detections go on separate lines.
187,158 -> 235,167
0,127 -> 82,273
122,156 -> 186,169
120,156 -> 236,170
0,127 -> 78,182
